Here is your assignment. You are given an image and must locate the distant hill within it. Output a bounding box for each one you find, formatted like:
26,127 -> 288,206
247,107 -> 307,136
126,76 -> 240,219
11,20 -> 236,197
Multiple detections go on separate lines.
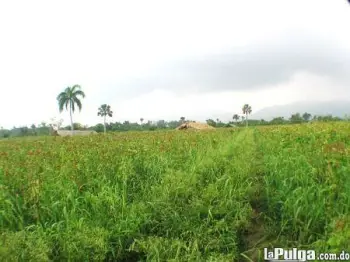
251,100 -> 350,121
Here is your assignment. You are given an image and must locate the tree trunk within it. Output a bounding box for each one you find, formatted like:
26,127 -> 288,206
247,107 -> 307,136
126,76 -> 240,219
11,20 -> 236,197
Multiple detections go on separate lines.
70,102 -> 74,135
246,113 -> 248,127
104,115 -> 106,134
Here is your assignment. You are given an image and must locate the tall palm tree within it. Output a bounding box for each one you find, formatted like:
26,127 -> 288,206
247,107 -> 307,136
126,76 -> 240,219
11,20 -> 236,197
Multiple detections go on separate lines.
180,117 -> 185,123
140,118 -> 144,125
57,85 -> 85,133
242,104 -> 252,127
98,104 -> 113,134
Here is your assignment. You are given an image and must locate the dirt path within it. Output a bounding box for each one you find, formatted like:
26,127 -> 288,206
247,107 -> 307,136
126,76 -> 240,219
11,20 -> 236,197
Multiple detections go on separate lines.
235,128 -> 270,261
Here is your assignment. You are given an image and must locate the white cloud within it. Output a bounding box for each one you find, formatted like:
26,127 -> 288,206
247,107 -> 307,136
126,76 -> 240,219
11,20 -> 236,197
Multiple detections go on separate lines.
109,71 -> 349,124
0,0 -> 349,128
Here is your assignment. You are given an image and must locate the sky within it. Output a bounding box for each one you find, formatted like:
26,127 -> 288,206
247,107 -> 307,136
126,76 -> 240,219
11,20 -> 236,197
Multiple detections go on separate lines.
0,0 -> 350,128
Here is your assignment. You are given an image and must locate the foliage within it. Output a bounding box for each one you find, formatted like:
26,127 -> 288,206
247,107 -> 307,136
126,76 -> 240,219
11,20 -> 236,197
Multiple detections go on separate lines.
232,114 -> 240,122
302,112 -> 312,121
206,119 -> 217,127
2,112 -> 349,138
56,85 -> 85,131
0,122 -> 349,260
290,113 -> 303,123
98,104 -> 113,133
242,104 -> 252,127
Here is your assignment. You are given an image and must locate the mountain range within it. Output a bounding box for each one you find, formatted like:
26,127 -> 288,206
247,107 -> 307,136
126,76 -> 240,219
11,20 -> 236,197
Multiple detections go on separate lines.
250,100 -> 350,121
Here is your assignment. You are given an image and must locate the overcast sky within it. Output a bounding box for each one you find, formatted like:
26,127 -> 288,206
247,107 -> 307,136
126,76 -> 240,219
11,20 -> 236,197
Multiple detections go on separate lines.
0,0 -> 349,128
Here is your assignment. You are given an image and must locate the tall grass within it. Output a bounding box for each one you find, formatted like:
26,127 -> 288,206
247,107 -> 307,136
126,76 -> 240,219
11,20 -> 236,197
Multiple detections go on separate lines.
0,123 -> 349,261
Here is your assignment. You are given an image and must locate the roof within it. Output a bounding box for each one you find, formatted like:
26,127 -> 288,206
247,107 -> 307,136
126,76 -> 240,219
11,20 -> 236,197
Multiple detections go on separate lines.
54,130 -> 97,136
176,122 -> 215,130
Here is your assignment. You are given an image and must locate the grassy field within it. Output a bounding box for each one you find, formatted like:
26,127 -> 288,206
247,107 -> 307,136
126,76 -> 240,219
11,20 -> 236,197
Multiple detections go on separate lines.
0,123 -> 349,261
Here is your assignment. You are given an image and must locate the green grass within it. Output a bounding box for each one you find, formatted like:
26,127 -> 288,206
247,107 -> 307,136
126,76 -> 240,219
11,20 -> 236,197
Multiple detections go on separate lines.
0,123 -> 349,261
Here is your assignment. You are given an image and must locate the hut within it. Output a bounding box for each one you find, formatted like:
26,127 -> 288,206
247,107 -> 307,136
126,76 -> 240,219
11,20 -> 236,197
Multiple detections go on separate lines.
176,122 -> 215,130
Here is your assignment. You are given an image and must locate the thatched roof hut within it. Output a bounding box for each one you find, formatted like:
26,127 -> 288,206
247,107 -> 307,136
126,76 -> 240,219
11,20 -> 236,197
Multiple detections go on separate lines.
52,130 -> 97,136
176,122 -> 215,130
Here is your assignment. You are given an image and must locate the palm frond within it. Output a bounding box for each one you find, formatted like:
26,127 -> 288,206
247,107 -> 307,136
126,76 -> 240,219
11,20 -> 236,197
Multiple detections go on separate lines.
98,108 -> 105,116
58,99 -> 66,112
74,90 -> 85,99
73,97 -> 83,111
71,84 -> 81,92
57,92 -> 66,100
71,99 -> 75,113
98,104 -> 113,118
65,100 -> 70,111
57,92 -> 69,112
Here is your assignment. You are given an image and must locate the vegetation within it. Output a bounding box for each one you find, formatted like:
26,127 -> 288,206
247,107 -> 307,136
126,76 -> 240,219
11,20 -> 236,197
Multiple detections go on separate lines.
1,113 -> 349,138
0,122 -> 349,261
97,104 -> 113,134
242,104 -> 252,127
0,85 -> 345,137
57,85 -> 86,132
232,114 -> 240,123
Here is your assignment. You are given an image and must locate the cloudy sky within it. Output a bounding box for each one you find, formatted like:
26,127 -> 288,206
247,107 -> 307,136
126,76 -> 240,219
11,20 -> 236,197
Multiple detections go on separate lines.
0,0 -> 349,128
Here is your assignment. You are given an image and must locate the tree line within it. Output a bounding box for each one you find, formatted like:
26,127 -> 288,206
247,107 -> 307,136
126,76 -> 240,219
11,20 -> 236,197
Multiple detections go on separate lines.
0,85 -> 348,138
1,112 -> 347,138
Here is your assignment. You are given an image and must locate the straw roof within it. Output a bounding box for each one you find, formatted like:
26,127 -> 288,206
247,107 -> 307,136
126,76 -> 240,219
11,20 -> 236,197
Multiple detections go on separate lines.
176,122 -> 215,130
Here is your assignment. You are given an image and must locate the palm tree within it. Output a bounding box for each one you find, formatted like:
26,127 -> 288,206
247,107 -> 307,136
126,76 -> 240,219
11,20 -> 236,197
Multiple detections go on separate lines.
242,104 -> 252,127
232,114 -> 239,123
57,85 -> 85,133
98,104 -> 113,133
180,117 -> 185,123
140,118 -> 144,125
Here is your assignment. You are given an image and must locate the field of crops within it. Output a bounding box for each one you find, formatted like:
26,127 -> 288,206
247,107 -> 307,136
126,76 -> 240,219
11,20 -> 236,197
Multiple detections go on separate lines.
0,122 -> 349,261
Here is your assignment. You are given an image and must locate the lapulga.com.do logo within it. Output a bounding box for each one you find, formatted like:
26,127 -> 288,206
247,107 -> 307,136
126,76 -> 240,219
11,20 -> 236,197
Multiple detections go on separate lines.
264,248 -> 350,262
264,248 -> 316,261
